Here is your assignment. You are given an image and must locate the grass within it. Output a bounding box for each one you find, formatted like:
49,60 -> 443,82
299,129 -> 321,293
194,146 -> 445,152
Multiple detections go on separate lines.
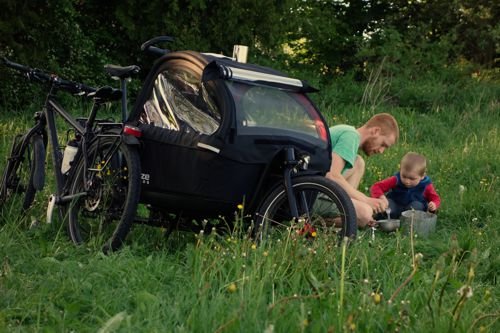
1,71 -> 499,332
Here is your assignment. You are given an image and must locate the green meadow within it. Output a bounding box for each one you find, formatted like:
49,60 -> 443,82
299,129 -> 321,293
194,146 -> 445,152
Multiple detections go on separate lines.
0,64 -> 499,332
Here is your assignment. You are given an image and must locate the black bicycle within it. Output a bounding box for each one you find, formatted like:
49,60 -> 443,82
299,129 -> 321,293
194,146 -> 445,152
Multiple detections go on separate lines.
0,58 -> 141,252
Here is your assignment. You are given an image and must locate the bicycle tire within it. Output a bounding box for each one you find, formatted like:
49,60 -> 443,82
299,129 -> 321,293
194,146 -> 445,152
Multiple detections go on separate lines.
0,134 -> 45,212
31,135 -> 46,191
254,175 -> 357,241
67,135 -> 140,253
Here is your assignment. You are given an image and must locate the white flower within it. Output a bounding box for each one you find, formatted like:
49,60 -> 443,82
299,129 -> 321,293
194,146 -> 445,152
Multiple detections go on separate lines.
264,324 -> 275,333
457,285 -> 473,298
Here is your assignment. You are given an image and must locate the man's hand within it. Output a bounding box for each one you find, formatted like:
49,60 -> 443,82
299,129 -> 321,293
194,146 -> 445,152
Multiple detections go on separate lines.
366,197 -> 388,214
379,195 -> 389,209
428,201 -> 437,212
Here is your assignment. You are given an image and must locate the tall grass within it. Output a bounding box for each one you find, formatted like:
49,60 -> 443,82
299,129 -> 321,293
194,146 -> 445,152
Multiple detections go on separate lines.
1,68 -> 499,332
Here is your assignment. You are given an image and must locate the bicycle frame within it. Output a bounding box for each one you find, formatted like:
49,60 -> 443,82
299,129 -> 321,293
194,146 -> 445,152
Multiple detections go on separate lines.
43,94 -> 126,214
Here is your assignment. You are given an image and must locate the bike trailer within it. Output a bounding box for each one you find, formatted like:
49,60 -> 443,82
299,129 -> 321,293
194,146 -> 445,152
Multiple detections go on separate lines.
128,51 -> 332,217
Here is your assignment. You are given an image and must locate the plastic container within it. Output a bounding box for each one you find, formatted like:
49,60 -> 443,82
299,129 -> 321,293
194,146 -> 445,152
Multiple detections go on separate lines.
61,139 -> 79,174
400,210 -> 437,237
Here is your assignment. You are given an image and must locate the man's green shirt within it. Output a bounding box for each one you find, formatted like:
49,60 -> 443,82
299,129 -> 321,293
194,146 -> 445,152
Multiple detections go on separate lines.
329,125 -> 360,174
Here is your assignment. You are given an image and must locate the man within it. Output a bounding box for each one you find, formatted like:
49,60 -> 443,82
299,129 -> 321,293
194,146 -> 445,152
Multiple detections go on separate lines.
326,113 -> 399,227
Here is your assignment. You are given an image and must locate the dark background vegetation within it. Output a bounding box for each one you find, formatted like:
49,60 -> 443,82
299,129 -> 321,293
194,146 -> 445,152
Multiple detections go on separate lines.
0,0 -> 498,110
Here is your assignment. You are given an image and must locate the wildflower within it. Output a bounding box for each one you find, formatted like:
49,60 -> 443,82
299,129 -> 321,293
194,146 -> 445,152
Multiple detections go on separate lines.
459,185 -> 465,193
371,292 -> 382,304
346,314 -> 356,331
468,267 -> 475,280
413,253 -> 424,267
484,289 -> 491,302
311,231 -> 317,237
251,244 -> 257,250
263,251 -> 269,257
263,324 -> 274,333
457,285 -> 473,298
237,204 -> 244,210
227,283 -> 237,293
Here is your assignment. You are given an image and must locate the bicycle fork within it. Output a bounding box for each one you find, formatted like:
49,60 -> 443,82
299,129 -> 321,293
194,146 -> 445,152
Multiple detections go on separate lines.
282,147 -> 311,221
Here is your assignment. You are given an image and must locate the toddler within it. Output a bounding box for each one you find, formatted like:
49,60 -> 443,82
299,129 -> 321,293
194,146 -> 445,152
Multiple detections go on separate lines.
370,152 -> 441,219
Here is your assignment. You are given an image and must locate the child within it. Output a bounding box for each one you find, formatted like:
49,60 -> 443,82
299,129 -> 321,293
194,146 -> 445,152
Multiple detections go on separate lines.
370,152 -> 441,219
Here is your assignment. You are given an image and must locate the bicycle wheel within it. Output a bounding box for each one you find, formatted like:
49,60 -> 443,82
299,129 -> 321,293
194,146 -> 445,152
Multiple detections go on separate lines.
0,134 -> 45,212
254,175 -> 357,241
67,135 -> 140,253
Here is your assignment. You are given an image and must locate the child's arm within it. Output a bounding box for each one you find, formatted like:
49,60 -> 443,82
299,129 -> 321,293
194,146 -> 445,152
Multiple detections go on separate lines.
370,176 -> 397,198
424,183 -> 441,212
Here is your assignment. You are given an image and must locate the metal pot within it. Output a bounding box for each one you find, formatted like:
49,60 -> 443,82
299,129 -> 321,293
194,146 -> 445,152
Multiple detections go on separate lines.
376,219 -> 400,232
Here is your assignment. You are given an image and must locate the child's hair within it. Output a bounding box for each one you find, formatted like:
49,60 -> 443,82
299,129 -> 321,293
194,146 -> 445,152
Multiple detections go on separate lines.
365,113 -> 399,141
400,152 -> 427,175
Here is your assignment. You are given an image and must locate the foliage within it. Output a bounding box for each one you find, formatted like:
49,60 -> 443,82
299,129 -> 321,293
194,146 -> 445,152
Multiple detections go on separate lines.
1,1 -> 498,102
382,0 -> 499,66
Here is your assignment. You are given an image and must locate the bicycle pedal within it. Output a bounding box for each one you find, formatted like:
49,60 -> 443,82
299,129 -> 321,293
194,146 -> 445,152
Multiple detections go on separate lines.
46,195 -> 56,224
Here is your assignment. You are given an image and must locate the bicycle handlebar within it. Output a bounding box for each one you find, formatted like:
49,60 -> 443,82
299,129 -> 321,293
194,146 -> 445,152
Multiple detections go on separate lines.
140,36 -> 174,56
2,57 -> 96,96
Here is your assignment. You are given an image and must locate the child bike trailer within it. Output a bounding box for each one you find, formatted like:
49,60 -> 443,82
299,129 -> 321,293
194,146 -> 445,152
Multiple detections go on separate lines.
128,50 -> 356,237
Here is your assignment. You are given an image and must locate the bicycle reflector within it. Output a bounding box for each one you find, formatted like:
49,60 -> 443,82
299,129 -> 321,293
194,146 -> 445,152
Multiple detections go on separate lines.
123,124 -> 142,137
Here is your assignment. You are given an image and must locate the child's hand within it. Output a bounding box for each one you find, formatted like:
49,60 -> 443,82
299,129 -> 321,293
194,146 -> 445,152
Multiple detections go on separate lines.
428,201 -> 437,212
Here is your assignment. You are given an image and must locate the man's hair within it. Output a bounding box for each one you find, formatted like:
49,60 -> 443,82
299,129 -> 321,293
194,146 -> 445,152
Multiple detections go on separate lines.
400,152 -> 427,175
365,113 -> 399,141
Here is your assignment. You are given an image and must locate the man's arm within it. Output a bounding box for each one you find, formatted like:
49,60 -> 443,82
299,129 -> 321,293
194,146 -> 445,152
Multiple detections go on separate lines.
326,152 -> 387,213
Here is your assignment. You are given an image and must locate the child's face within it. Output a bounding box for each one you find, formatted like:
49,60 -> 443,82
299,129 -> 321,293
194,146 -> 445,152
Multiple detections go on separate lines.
400,169 -> 424,188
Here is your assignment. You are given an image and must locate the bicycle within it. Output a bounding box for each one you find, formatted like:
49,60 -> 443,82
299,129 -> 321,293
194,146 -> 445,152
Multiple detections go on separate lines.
1,58 -> 142,252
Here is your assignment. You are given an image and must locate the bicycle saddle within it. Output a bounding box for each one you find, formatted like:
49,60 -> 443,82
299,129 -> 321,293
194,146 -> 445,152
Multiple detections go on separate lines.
104,64 -> 140,79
